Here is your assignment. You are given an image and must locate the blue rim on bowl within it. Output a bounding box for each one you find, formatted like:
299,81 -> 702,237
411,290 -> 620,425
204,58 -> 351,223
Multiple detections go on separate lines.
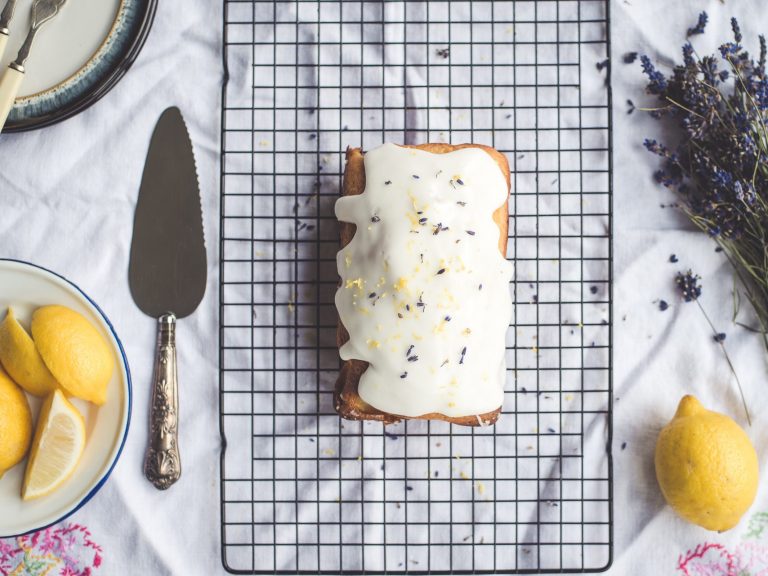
4,0 -> 157,133
0,258 -> 132,537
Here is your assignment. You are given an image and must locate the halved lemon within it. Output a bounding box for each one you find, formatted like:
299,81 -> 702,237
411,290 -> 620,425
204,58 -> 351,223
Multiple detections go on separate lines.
0,307 -> 58,397
22,389 -> 86,500
31,305 -> 113,406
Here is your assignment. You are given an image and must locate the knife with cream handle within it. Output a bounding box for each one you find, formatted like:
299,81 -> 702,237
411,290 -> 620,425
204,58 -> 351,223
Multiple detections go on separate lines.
0,0 -> 67,133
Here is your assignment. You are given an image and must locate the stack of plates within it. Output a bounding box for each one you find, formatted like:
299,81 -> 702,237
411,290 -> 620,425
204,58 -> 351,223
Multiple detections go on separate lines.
1,0 -> 156,132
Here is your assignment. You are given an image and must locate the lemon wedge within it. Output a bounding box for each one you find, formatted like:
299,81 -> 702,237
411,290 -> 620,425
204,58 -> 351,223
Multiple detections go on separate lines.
31,305 -> 113,406
0,307 -> 58,397
0,366 -> 32,478
22,389 -> 86,500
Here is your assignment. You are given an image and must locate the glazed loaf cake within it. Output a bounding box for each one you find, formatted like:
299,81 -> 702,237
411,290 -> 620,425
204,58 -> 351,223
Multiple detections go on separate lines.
334,143 -> 513,426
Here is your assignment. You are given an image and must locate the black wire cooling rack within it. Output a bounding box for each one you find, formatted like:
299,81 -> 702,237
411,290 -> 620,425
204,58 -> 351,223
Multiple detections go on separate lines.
219,1 -> 613,573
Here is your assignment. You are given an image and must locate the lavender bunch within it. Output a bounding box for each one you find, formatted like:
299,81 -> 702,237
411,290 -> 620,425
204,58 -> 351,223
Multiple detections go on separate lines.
640,14 -> 768,348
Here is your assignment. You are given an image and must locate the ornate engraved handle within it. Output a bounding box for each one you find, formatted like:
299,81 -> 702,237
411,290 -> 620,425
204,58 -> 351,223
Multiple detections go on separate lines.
144,314 -> 180,489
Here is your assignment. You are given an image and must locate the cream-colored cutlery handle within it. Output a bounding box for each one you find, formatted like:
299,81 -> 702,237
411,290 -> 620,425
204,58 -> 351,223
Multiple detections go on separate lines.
0,31 -> 8,65
0,65 -> 23,133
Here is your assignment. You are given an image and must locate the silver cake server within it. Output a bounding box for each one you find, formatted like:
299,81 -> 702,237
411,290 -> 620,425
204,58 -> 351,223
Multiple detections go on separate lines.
129,107 -> 207,490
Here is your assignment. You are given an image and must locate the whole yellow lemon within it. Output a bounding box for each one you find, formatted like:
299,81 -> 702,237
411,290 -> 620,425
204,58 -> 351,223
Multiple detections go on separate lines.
31,305 -> 113,406
655,395 -> 758,531
0,366 -> 32,478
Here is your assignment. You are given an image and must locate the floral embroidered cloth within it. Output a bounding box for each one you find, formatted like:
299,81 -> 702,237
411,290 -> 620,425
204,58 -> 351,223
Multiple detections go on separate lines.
1,525 -> 102,576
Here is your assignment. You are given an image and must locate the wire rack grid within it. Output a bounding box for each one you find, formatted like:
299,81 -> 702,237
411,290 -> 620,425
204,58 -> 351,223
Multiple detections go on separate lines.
219,1 -> 613,574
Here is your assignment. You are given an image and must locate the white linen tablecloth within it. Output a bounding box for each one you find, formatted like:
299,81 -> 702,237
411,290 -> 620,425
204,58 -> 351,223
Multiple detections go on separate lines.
2,0 -> 768,574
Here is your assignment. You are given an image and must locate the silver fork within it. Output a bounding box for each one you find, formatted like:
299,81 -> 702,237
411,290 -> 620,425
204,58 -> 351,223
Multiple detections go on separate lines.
0,0 -> 19,64
0,0 -> 68,132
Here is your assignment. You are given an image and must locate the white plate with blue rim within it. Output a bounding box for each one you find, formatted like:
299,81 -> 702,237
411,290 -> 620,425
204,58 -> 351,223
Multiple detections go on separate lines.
0,259 -> 131,537
1,0 -> 156,132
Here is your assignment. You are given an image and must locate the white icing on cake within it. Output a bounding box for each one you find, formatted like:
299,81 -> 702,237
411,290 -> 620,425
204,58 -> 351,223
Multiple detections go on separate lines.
335,143 -> 513,418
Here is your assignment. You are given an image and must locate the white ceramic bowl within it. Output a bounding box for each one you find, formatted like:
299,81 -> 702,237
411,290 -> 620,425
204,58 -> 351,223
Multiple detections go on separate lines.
0,259 -> 131,537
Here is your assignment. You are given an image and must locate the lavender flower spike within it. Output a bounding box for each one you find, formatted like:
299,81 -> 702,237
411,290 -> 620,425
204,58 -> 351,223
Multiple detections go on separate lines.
731,17 -> 742,43
643,138 -> 665,156
687,11 -> 708,37
720,42 -> 742,59
640,55 -> 668,95
675,270 -> 702,303
682,42 -> 695,67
